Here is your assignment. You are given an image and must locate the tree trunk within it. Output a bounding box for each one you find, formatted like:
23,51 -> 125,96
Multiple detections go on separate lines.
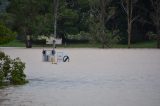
156,27 -> 160,48
100,0 -> 107,48
127,0 -> 131,48
102,43 -> 105,48
157,32 -> 160,48
157,39 -> 160,48
128,22 -> 131,48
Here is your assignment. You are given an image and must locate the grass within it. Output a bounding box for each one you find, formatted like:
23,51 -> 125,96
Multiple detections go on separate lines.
113,40 -> 157,48
0,39 -> 157,48
57,43 -> 101,48
0,39 -> 25,47
131,41 -> 157,48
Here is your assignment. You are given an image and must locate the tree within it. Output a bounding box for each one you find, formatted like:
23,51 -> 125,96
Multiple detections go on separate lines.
0,0 -> 10,13
0,22 -> 16,44
6,0 -> 85,42
7,0 -> 38,39
7,0 -> 54,40
89,0 -> 118,48
77,0 -> 90,32
58,0 -> 82,40
149,0 -> 160,48
121,0 -> 138,48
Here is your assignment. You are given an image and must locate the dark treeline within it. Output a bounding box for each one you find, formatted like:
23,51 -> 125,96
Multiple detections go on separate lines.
0,0 -> 159,48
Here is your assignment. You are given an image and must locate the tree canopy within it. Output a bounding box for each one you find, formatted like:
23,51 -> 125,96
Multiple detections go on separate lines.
0,0 -> 159,47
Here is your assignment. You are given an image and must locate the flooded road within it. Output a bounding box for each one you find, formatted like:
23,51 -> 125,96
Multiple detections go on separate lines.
0,48 -> 160,106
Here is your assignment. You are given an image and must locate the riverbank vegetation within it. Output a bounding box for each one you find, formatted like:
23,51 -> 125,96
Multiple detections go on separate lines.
0,0 -> 159,48
0,51 -> 28,87
0,39 -> 157,48
0,22 -> 16,44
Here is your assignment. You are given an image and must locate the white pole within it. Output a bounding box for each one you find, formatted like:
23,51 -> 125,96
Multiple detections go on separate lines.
53,0 -> 58,49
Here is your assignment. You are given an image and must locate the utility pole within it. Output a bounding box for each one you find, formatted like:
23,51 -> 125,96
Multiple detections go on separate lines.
53,0 -> 58,49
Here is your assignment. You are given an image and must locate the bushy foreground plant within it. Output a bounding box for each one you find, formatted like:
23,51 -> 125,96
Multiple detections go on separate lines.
0,51 -> 28,87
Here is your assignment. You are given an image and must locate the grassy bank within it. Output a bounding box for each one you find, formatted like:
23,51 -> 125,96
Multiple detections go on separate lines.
0,40 -> 25,47
0,39 -> 157,48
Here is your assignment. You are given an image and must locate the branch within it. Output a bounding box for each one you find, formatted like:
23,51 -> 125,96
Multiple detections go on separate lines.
120,0 -> 127,14
150,0 -> 156,11
131,0 -> 133,20
137,18 -> 152,25
131,16 -> 139,24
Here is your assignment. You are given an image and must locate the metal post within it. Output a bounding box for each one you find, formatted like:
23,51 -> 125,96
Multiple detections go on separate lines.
53,0 -> 58,49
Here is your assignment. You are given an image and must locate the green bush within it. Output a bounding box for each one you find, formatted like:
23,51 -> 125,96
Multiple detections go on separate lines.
0,51 -> 28,87
67,31 -> 90,40
0,23 -> 16,44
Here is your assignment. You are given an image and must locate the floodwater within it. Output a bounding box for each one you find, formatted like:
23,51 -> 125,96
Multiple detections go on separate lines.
0,48 -> 160,106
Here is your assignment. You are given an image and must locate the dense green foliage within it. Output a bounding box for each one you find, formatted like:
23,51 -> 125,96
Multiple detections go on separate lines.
0,51 -> 28,87
0,0 -> 159,48
88,0 -> 120,48
0,23 -> 16,44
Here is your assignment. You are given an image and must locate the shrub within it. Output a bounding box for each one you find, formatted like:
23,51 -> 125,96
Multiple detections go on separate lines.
67,31 -> 90,40
0,51 -> 28,87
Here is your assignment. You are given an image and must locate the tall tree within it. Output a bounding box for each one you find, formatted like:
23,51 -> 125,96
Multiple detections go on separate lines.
89,0 -> 118,48
149,0 -> 160,48
58,0 -> 80,38
7,0 -> 54,40
121,0 -> 138,48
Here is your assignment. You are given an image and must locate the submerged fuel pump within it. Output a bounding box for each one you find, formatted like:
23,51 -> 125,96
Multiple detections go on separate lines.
42,49 -> 70,64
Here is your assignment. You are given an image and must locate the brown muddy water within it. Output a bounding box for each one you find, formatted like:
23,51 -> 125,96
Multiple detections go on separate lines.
0,48 -> 160,106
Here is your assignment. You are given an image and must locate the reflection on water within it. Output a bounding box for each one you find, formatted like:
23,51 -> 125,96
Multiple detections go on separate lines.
0,48 -> 160,106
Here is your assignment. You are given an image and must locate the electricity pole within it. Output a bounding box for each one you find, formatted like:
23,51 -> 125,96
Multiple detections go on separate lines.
53,0 -> 58,49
